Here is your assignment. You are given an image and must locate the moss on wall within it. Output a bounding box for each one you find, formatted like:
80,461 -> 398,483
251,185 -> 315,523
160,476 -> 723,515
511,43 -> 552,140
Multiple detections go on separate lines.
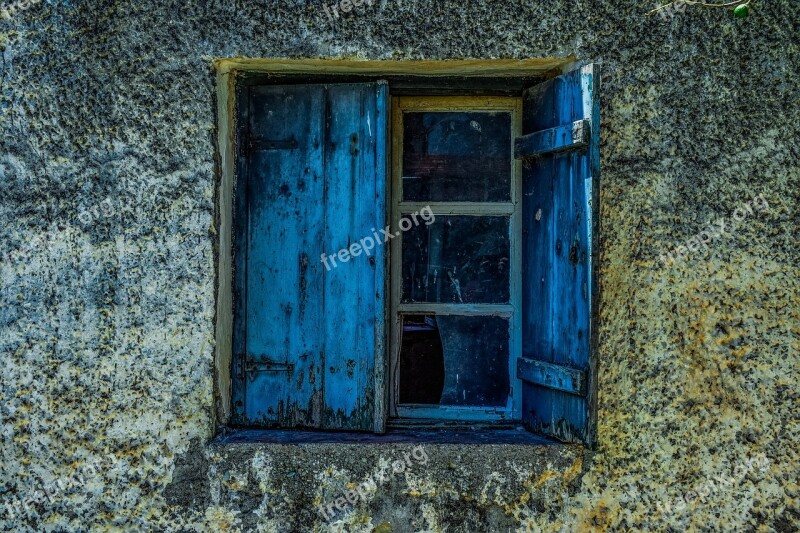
0,0 -> 797,531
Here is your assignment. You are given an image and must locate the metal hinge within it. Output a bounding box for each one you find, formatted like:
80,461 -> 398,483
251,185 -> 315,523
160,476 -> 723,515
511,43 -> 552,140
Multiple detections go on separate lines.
245,136 -> 299,155
244,358 -> 295,376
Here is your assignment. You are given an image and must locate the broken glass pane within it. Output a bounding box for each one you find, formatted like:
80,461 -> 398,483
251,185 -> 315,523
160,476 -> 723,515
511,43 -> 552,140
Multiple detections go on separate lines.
398,315 -> 445,405
399,314 -> 510,407
402,111 -> 512,202
401,216 -> 510,304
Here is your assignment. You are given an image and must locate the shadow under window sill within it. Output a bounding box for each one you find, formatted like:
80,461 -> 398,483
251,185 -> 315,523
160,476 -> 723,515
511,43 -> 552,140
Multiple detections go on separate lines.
212,424 -> 565,446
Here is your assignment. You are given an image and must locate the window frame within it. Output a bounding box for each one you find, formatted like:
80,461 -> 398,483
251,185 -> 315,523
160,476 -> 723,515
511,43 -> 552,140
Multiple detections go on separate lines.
212,58 -> 597,443
388,96 -> 524,422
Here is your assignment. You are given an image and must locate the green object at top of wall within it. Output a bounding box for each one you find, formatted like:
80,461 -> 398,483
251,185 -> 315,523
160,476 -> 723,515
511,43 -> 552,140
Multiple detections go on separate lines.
649,0 -> 752,19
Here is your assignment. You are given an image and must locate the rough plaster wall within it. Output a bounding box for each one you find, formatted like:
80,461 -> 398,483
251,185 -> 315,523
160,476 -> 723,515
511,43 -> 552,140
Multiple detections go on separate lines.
0,0 -> 797,531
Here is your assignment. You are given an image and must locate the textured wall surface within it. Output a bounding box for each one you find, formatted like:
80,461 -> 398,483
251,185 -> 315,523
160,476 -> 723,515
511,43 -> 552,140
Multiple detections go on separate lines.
1,0 -> 798,531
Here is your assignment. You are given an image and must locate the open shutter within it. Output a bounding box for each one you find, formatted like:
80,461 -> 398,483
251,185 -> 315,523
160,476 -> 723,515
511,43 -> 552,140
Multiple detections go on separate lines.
232,82 -> 388,432
514,65 -> 599,445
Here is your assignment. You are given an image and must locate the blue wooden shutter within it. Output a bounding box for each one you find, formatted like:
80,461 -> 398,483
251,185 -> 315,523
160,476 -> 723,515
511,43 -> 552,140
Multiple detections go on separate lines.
514,65 -> 599,445
232,82 -> 388,431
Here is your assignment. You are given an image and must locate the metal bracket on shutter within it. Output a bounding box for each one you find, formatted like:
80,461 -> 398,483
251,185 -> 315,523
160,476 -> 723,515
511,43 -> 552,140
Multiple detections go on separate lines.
514,119 -> 590,159
517,357 -> 587,396
244,357 -> 294,378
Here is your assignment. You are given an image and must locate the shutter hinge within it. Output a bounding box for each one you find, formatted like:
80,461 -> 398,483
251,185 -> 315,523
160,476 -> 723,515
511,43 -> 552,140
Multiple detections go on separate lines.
244,357 -> 295,375
247,137 -> 299,153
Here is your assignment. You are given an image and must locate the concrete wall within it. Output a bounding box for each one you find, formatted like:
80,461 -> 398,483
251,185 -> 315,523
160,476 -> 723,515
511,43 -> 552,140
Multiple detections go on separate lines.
0,0 -> 797,531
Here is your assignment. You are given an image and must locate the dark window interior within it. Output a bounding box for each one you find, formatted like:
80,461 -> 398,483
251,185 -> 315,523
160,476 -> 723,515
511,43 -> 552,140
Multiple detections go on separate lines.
402,111 -> 512,202
401,215 -> 510,304
399,314 -> 510,407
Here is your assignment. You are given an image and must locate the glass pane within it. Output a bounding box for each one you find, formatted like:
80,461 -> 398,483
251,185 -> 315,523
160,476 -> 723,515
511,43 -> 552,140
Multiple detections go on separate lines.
401,216 -> 510,304
399,314 -> 510,407
402,111 -> 512,202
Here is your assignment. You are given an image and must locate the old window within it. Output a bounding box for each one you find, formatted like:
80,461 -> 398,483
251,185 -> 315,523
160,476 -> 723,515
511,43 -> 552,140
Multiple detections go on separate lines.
390,97 -> 522,421
224,63 -> 599,444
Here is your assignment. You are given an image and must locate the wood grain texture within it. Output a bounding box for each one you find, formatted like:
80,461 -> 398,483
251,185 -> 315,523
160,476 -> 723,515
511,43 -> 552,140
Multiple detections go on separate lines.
514,119 -> 590,159
215,70 -> 235,426
518,64 -> 599,445
517,358 -> 587,396
233,83 -> 388,431
244,84 -> 326,427
322,83 -> 388,430
214,58 -> 575,77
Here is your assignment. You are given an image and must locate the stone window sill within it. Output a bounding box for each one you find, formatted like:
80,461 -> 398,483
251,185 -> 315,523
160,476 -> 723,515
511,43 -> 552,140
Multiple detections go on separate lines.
212,426 -> 563,446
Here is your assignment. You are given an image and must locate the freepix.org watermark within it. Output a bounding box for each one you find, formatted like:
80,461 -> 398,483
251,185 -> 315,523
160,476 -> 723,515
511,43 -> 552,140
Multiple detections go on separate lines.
1,452 -> 172,521
1,196 -> 119,266
320,206 -> 434,271
653,453 -> 770,518
321,0 -> 375,23
316,445 -> 429,522
0,0 -> 40,19
657,193 -> 769,267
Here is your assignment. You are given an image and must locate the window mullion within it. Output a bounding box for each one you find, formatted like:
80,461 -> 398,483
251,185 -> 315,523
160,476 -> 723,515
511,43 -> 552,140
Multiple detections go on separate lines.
396,202 -> 514,216
397,303 -> 514,317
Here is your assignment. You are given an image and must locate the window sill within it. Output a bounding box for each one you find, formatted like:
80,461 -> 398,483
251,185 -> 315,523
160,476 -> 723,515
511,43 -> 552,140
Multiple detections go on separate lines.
213,425 -> 562,446
184,422 -> 587,528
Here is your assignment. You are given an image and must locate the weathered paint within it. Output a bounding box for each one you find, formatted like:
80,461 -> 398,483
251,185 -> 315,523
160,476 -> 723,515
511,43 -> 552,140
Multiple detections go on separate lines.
1,0 -> 797,531
213,58 -> 575,77
519,65 -> 599,445
517,357 -> 587,396
514,118 -> 590,158
233,83 -> 388,430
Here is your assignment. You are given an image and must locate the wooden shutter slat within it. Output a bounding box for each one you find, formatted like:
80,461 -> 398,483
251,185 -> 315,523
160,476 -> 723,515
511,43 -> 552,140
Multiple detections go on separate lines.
518,64 -> 599,445
240,84 -> 327,428
514,119 -> 590,159
517,358 -> 587,396
322,83 -> 388,431
233,83 -> 388,432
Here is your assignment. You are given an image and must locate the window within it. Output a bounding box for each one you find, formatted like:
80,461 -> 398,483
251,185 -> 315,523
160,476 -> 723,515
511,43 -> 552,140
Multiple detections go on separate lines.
389,97 -> 522,422
225,63 -> 599,445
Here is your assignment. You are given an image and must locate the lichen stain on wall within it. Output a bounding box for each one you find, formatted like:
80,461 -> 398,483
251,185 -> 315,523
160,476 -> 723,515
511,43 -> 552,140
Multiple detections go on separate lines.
0,0 -> 798,531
